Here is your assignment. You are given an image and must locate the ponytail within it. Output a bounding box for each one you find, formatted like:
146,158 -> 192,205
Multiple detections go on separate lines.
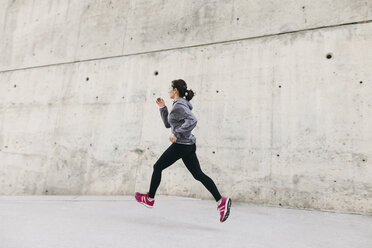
184,89 -> 195,101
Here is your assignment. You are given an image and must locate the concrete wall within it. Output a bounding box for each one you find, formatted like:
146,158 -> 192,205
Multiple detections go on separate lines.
0,0 -> 371,214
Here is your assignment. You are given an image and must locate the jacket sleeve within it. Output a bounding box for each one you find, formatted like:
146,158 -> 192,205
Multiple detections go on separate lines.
172,106 -> 197,136
159,106 -> 171,128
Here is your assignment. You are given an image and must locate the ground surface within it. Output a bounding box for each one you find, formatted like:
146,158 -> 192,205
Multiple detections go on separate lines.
0,195 -> 371,248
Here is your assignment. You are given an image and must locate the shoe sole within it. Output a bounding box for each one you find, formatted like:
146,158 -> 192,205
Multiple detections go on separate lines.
135,198 -> 154,208
221,198 -> 231,223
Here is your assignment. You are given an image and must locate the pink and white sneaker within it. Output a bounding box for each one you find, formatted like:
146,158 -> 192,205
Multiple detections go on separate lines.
217,196 -> 231,222
135,192 -> 155,208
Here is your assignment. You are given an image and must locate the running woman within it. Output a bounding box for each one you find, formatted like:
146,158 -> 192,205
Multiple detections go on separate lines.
135,79 -> 231,223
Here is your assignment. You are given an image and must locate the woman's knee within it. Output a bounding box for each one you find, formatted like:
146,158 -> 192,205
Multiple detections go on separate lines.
153,162 -> 163,172
192,171 -> 206,181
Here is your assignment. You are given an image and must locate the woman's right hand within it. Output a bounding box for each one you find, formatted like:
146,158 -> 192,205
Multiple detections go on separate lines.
156,97 -> 165,107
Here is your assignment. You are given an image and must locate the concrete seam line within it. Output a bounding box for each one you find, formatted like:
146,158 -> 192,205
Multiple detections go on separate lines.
0,19 -> 371,74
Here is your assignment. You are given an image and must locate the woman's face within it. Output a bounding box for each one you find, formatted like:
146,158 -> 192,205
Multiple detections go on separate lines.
168,85 -> 179,99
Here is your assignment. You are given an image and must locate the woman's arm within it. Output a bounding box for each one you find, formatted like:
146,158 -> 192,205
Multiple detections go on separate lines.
159,106 -> 171,128
172,106 -> 197,137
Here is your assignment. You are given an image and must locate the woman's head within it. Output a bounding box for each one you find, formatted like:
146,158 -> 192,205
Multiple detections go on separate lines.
168,79 -> 195,101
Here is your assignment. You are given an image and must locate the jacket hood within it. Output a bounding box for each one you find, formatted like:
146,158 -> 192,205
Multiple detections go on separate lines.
172,97 -> 193,110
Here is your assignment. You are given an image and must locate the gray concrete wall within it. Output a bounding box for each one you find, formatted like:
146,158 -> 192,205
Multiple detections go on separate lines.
0,0 -> 371,214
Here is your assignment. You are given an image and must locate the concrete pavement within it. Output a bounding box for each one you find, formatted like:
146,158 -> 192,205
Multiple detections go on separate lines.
0,195 -> 371,248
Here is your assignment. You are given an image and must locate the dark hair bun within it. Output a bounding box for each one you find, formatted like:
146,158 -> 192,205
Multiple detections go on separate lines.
185,89 -> 195,101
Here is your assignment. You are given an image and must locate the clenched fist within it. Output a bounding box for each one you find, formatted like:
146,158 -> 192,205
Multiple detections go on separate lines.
169,133 -> 177,143
156,97 -> 165,107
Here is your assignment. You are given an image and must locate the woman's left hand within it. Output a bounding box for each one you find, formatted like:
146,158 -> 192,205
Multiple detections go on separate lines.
169,133 -> 177,143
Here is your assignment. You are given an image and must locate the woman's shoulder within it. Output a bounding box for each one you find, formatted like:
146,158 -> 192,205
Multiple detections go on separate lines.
171,102 -> 190,113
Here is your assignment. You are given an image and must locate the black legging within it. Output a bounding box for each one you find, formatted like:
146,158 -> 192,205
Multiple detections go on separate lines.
148,142 -> 222,202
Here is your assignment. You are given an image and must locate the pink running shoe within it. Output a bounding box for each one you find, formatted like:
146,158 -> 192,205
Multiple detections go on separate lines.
217,196 -> 231,222
135,192 -> 155,208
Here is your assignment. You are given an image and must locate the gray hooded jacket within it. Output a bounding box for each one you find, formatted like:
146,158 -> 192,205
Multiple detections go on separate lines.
159,97 -> 197,145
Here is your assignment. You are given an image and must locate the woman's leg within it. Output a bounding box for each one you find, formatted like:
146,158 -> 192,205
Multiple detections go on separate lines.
181,144 -> 222,202
148,143 -> 190,198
